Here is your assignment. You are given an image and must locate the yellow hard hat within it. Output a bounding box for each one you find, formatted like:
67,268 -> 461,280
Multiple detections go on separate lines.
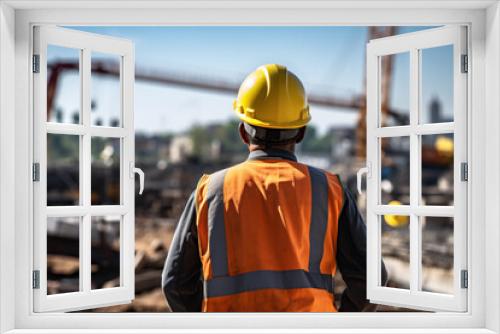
233,64 -> 311,129
384,200 -> 409,228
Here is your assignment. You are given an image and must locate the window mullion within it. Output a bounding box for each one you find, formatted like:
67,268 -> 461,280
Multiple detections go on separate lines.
409,47 -> 421,293
81,48 -> 92,293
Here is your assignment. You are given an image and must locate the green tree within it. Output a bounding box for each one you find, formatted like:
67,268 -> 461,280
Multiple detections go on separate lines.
300,125 -> 333,154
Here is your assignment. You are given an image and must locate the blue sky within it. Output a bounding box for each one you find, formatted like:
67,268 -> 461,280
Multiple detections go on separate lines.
48,26 -> 452,134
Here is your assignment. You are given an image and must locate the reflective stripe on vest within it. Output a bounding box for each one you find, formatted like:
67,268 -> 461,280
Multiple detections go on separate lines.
204,269 -> 333,298
205,165 -> 331,298
307,166 -> 329,273
206,168 -> 229,277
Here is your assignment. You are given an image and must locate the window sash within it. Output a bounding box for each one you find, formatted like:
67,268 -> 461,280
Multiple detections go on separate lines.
366,25 -> 468,312
33,26 -> 136,312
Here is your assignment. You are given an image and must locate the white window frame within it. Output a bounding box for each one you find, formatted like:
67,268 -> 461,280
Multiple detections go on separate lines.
32,26 -> 136,312
365,26 -> 468,312
0,1 -> 499,333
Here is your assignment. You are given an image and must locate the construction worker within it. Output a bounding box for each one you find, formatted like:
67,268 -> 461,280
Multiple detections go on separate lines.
162,64 -> 387,312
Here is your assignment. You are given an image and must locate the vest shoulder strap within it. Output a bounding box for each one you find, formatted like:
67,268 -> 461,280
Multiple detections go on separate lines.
206,168 -> 229,278
306,165 -> 329,273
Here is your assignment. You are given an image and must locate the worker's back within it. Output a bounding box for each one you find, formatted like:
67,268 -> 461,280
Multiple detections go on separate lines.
195,150 -> 344,312
163,65 -> 376,312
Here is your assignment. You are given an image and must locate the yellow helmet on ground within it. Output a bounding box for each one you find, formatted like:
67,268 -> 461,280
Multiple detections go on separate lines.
233,64 -> 311,129
384,200 -> 409,228
435,136 -> 454,157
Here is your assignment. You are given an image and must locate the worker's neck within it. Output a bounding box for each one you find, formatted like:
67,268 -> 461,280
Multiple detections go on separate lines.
248,143 -> 296,154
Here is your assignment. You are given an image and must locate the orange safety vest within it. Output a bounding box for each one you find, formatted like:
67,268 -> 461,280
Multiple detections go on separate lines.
195,155 -> 344,312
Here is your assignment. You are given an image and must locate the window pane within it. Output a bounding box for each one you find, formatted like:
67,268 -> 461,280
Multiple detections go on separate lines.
47,134 -> 80,206
420,45 -> 454,124
421,216 -> 454,294
47,216 -> 80,295
379,52 -> 410,127
91,52 -> 122,127
381,215 -> 410,289
380,136 -> 410,205
47,45 -> 81,124
91,137 -> 121,205
421,134 -> 454,206
91,216 -> 121,290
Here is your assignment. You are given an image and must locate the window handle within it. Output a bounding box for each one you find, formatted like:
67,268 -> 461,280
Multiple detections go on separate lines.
130,162 -> 145,195
357,162 -> 371,195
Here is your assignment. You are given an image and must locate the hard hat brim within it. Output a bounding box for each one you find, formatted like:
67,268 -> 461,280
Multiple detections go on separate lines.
234,109 -> 311,130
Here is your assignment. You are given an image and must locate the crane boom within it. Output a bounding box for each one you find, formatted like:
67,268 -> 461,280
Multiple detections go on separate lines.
47,61 -> 406,122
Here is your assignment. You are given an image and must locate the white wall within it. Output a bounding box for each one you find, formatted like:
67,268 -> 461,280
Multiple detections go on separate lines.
485,2 -> 500,332
0,2 -> 16,333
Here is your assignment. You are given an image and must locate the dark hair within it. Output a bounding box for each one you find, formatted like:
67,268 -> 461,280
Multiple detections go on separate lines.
243,122 -> 303,147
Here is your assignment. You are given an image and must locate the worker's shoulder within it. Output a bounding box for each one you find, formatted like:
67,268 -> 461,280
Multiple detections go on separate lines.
300,163 -> 340,181
301,163 -> 344,191
195,174 -> 210,203
196,165 -> 237,191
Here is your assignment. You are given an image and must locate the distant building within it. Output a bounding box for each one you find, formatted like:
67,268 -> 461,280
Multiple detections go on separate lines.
429,97 -> 442,123
297,126 -> 357,170
329,127 -> 356,160
297,154 -> 331,170
429,96 -> 452,123
210,139 -> 222,161
135,134 -> 171,165
169,135 -> 194,163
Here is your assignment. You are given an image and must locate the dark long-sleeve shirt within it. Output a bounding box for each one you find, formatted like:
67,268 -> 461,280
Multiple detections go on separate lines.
161,192 -> 204,312
162,152 -> 387,312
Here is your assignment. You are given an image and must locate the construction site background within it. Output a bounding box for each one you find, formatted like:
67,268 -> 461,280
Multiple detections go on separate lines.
45,26 -> 454,312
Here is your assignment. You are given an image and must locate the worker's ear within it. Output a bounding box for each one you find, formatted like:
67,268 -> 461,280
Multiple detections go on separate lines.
239,122 -> 250,145
295,127 -> 307,144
